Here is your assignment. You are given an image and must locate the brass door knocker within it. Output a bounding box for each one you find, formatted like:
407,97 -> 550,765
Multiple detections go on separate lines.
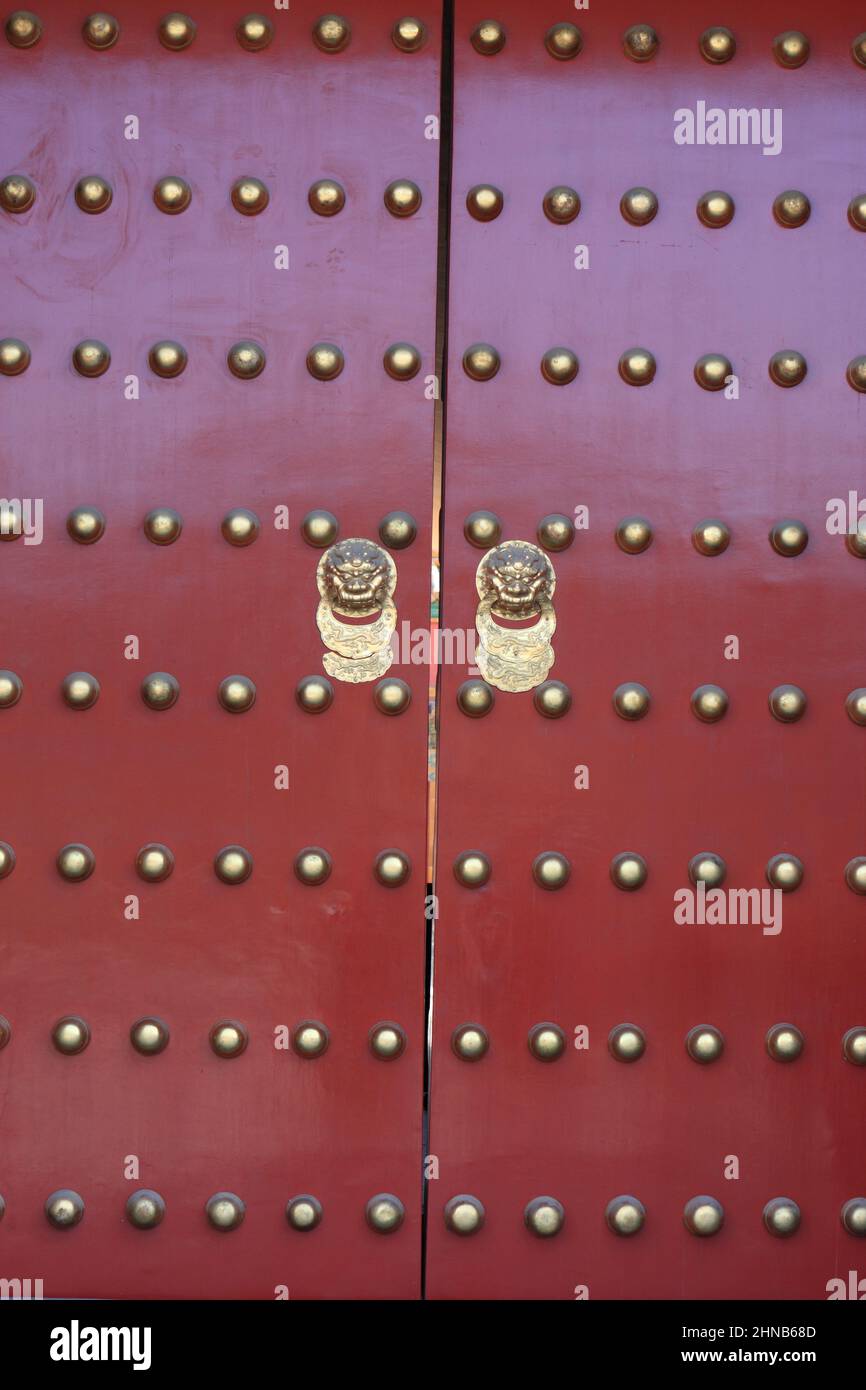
475,540 -> 557,692
316,537 -> 398,682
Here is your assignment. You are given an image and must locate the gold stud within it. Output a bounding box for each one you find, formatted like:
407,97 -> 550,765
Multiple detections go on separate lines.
306,342 -> 343,380
231,176 -> 269,216
772,189 -> 810,229
60,671 -> 99,710
312,14 -> 350,52
0,671 -> 22,709
846,688 -> 866,725
213,846 -> 253,884
610,853 -> 648,891
847,519 -> 866,558
533,680 -> 571,719
228,341 -> 266,379
383,343 -> 421,381
692,518 -> 730,556
845,857 -> 866,895
130,1017 -> 170,1055
542,186 -> 580,224
369,1022 -> 407,1060
769,684 -> 807,723
684,1196 -> 724,1236
466,184 -> 503,221
5,11 -> 41,47
0,842 -> 16,879
384,179 -> 422,218
0,1015 -> 10,1049
218,674 -> 256,713
366,1193 -> 405,1233
618,347 -> 656,386
206,1192 -> 245,1230
620,186 -> 658,226
531,851 -> 570,891
764,1198 -> 801,1237
615,516 -> 653,554
141,671 -> 179,710
309,178 -> 345,216
766,855 -> 803,892
843,1027 -> 866,1065
454,851 -> 491,888
378,511 -> 417,550
688,853 -> 726,888
766,1022 -> 804,1061
623,23 -> 658,61
0,500 -> 23,540
686,1025 -> 725,1064
699,26 -> 735,63
294,847 -> 332,886
444,1194 -> 485,1234
613,681 -> 650,720
694,353 -> 732,391
0,338 -> 30,375
143,507 -> 182,544
540,349 -> 579,386
65,506 -> 105,544
45,1189 -> 85,1228
462,344 -> 500,381
769,349 -> 807,387
72,339 -> 110,377
769,519 -> 808,556
537,513 -> 574,551
392,17 -> 426,52
153,175 -> 191,214
691,684 -> 728,722
74,174 -> 112,214
135,843 -> 174,883
609,1022 -> 646,1061
848,195 -> 866,231
697,190 -> 735,229
451,1023 -> 489,1061
158,13 -> 196,50
606,1195 -> 646,1235
236,13 -> 273,51
296,674 -> 334,713
301,509 -> 339,547
52,1016 -> 90,1054
56,844 -> 96,881
291,1020 -> 329,1058
457,678 -> 495,717
463,510 -> 501,548
846,356 -> 866,393
0,173 -> 35,213
853,33 -> 866,67
545,22 -> 582,60
221,507 -> 259,546
209,1020 -> 248,1057
524,1196 -> 565,1238
126,1189 -> 165,1229
82,13 -> 119,49
470,19 -> 505,55
841,1197 -> 866,1234
286,1195 -> 323,1231
373,678 -> 411,715
773,30 -> 809,68
374,849 -> 411,887
527,1022 -> 566,1062
148,340 -> 187,378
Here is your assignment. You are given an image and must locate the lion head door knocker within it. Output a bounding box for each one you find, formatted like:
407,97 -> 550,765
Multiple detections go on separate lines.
475,540 -> 557,692
316,538 -> 398,682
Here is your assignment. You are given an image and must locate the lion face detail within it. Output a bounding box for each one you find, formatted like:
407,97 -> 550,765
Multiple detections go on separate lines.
318,538 -> 396,616
477,541 -> 555,619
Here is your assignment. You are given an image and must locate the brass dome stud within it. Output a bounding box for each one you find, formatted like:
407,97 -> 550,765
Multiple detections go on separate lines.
383,343 -> 421,381
5,11 -> 41,47
213,846 -> 253,885
524,1196 -> 565,1238
533,680 -> 571,719
153,176 -> 191,214
384,179 -> 422,218
130,1017 -> 170,1055
854,34 -> 866,67
374,849 -> 411,887
846,356 -> 866,393
206,1192 -> 245,1231
608,1022 -> 646,1062
56,844 -> 95,882
470,19 -> 505,56
537,513 -> 574,550
236,13 -> 273,51
291,1020 -> 330,1059
66,506 -> 105,543
308,179 -> 345,216
462,343 -> 500,381
848,195 -> 866,231
148,340 -> 187,378
691,684 -> 728,722
763,1197 -> 801,1238
227,341 -> 266,380
769,684 -> 807,723
841,1198 -> 866,1234
466,184 -> 503,221
699,27 -> 735,63
0,174 -> 35,213
688,853 -> 726,888
45,1190 -> 85,1229
692,519 -> 730,556
209,1020 -> 248,1058
846,689 -> 866,725
623,23 -> 658,62
0,842 -> 15,879
615,516 -> 653,553
52,1016 -> 90,1054
82,13 -> 119,49
306,342 -> 344,381
773,190 -> 810,228
221,508 -> 259,546
0,672 -> 22,709
610,853 -> 648,891
613,681 -> 650,720
126,1189 -> 165,1229
0,1015 -> 11,1049
766,1022 -> 805,1062
845,857 -> 866,895
141,672 -> 179,710
545,22 -> 582,60
296,674 -> 334,713
527,1022 -> 566,1062
694,354 -> 732,391
457,678 -> 495,717
74,175 -> 112,213
542,186 -> 580,224
697,190 -> 735,229
218,674 -> 256,713
444,1195 -> 485,1234
684,1196 -> 724,1237
773,30 -> 809,68
454,851 -> 491,888
686,1025 -> 725,1064
766,854 -> 804,892
135,844 -> 174,883
143,507 -> 182,545
0,500 -> 22,539
61,671 -> 100,710
769,349 -> 807,388
301,509 -> 339,547
463,510 -> 501,548
378,511 -> 417,550
231,177 -> 269,216
373,677 -> 412,715
369,1022 -> 407,1060
158,13 -> 196,51
606,1195 -> 646,1236
769,519 -> 808,556
366,1193 -> 405,1233
531,851 -> 571,891
847,520 -> 866,558
618,347 -> 656,386
293,847 -> 332,886
843,1027 -> 866,1065
72,340 -> 110,378
286,1195 -> 323,1231
540,349 -> 578,386
451,1023 -> 489,1062
0,338 -> 30,375
312,14 -> 350,53
620,187 -> 658,226
392,17 -> 426,52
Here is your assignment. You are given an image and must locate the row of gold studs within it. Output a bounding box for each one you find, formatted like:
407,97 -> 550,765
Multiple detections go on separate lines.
0,339 -> 422,380
467,512 -> 866,556
0,842 -> 412,885
469,187 -> 866,231
21,1189 -> 408,1233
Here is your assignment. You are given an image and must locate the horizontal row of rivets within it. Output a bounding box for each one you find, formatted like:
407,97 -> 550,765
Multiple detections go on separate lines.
5,13 -> 428,55
469,187 -> 866,231
0,340 -> 423,380
451,1023 -> 866,1066
0,842 -> 412,885
466,512 -> 866,556
13,1189 -> 407,1234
